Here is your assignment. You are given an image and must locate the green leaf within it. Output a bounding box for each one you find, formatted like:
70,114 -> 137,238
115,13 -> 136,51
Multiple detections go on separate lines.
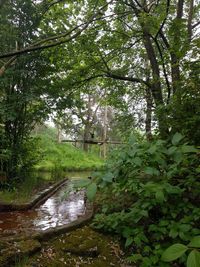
187,250 -> 200,267
147,145 -> 157,154
181,145 -> 198,153
173,151 -> 183,163
169,228 -> 178,238
102,172 -> 113,183
133,157 -> 142,166
155,190 -> 165,202
127,253 -> 142,263
188,236 -> 200,248
86,182 -> 97,201
125,237 -> 134,247
144,167 -> 160,176
172,133 -> 184,146
167,146 -> 177,155
161,244 -> 188,262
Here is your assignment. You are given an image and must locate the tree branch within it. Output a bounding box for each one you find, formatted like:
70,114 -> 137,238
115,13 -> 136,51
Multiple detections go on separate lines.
155,0 -> 170,39
192,21 -> 200,29
152,36 -> 171,102
0,56 -> 17,77
105,72 -> 151,87
0,1 -> 113,59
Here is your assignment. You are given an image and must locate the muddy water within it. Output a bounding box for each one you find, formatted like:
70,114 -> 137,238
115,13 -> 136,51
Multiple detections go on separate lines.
0,178 -> 88,237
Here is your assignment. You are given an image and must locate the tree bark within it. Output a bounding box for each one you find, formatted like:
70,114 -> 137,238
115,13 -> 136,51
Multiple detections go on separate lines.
187,0 -> 194,43
83,95 -> 92,152
143,32 -> 169,138
171,0 -> 184,94
145,87 -> 153,140
102,105 -> 108,159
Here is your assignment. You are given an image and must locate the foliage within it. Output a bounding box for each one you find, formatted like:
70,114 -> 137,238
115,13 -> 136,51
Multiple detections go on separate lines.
0,0 -> 53,180
0,137 -> 42,189
1,0 -> 200,184
90,133 -> 200,266
0,171 -> 53,204
34,131 -> 104,172
162,236 -> 200,267
166,61 -> 200,145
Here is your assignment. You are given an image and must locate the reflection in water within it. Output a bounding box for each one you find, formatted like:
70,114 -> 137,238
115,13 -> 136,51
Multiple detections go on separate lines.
0,179 -> 87,236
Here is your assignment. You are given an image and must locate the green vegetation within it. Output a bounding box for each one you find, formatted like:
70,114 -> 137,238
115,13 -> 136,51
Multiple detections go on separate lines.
0,171 -> 53,204
0,1 -> 199,266
87,133 -> 200,267
34,132 -> 104,172
162,236 -> 200,266
0,129 -> 103,203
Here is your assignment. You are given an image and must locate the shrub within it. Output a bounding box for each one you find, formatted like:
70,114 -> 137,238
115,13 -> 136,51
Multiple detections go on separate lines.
91,133 -> 200,267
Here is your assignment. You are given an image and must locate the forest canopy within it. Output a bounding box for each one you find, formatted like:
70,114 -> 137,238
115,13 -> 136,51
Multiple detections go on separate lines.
0,1 -> 200,266
0,0 -> 199,177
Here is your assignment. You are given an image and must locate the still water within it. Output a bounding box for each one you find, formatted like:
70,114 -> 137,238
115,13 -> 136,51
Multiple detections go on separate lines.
0,172 -> 91,237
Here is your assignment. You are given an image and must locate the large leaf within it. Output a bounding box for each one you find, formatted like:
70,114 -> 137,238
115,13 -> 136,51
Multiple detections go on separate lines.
172,133 -> 184,146
133,157 -> 142,166
102,172 -> 113,183
144,167 -> 160,176
188,236 -> 200,248
181,145 -> 198,153
155,190 -> 165,202
86,183 -> 97,201
161,244 -> 188,262
167,146 -> 177,155
147,145 -> 157,154
125,237 -> 134,247
187,250 -> 200,267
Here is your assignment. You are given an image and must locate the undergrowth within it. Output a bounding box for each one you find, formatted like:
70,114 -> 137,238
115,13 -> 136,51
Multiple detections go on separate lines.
34,133 -> 104,172
90,133 -> 200,267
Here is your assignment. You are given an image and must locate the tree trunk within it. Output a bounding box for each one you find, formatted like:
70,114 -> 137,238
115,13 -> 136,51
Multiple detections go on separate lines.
145,87 -> 153,140
143,33 -> 169,138
83,95 -> 93,152
83,123 -> 90,152
57,125 -> 61,143
102,105 -> 108,158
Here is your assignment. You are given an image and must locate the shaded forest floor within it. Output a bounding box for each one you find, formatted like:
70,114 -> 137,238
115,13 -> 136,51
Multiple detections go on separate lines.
15,226 -> 130,267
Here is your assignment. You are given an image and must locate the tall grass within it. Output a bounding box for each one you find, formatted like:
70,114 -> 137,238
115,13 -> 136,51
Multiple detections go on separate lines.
0,131 -> 103,203
34,133 -> 104,172
0,172 -> 53,203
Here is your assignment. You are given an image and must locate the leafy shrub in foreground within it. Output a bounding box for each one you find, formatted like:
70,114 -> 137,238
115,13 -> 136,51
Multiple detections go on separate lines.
91,133 -> 200,266
162,236 -> 200,266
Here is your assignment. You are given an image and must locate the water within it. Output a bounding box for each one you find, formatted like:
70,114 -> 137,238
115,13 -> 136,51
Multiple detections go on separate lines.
0,177 -> 90,237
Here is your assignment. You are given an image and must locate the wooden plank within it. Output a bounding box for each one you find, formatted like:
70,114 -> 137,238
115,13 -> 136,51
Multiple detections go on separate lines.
61,139 -> 125,145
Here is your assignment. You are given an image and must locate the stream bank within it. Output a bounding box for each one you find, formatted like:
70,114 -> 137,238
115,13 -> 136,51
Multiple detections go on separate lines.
0,174 -> 131,267
14,226 -> 127,267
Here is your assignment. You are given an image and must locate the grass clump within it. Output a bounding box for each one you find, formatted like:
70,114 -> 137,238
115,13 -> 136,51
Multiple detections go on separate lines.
35,133 -> 104,172
0,172 -> 53,204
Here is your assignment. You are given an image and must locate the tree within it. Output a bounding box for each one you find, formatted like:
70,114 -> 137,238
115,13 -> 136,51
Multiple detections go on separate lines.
0,0 -> 53,180
53,0 -> 199,140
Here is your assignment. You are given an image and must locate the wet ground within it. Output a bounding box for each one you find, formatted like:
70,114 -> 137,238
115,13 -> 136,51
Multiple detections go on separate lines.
0,179 -> 87,237
16,226 -> 127,267
0,176 -> 131,267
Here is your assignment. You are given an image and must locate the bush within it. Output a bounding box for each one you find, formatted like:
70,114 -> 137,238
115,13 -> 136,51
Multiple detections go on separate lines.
91,133 -> 200,267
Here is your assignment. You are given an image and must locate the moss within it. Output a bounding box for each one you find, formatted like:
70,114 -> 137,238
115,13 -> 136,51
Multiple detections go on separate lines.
0,239 -> 41,267
23,226 -> 125,267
